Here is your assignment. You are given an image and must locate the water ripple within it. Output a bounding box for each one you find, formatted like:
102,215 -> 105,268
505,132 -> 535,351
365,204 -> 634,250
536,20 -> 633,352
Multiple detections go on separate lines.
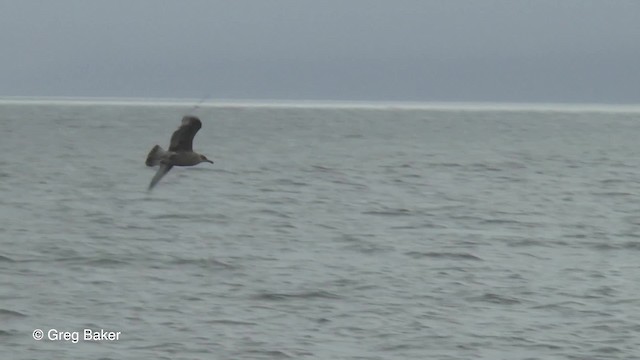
0,309 -> 27,319
405,252 -> 482,261
251,290 -> 341,301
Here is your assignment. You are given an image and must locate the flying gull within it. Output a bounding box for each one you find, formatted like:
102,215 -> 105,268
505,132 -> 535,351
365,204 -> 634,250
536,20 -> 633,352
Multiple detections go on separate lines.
145,116 -> 213,190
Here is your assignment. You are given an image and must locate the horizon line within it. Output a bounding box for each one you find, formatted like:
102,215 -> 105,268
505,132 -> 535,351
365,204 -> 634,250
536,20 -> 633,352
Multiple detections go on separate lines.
1,96 -> 640,112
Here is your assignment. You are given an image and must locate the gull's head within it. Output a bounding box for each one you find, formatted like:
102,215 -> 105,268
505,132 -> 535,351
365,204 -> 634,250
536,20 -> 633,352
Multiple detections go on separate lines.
199,154 -> 214,164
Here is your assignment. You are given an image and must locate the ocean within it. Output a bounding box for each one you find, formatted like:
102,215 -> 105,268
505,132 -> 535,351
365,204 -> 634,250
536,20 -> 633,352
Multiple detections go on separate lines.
2,99 -> 640,359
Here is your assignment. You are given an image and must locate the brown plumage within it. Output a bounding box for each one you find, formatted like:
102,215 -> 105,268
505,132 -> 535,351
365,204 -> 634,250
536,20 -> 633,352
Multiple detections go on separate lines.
145,116 -> 213,190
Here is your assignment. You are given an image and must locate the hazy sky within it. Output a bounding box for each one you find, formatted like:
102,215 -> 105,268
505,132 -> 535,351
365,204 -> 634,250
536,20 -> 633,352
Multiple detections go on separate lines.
1,1 -> 639,103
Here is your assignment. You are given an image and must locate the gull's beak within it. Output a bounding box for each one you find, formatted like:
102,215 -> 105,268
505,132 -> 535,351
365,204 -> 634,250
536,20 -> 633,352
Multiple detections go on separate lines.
206,159 -> 214,164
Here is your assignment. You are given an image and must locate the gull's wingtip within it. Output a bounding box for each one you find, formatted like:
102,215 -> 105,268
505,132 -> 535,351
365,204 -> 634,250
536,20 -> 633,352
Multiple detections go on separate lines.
148,164 -> 173,190
181,115 -> 202,127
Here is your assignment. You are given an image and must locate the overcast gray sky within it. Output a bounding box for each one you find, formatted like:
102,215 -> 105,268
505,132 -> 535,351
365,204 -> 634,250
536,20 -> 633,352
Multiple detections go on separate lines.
1,1 -> 639,103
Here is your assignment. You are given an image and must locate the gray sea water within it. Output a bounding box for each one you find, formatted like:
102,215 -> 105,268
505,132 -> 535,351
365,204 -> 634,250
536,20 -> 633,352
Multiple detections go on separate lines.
2,101 -> 640,359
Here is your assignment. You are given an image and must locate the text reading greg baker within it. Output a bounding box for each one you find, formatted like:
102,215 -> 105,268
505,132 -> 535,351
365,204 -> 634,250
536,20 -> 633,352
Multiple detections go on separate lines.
33,328 -> 121,343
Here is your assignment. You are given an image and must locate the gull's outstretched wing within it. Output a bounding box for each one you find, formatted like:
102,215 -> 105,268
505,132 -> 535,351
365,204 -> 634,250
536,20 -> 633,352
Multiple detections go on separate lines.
169,116 -> 202,152
148,164 -> 173,190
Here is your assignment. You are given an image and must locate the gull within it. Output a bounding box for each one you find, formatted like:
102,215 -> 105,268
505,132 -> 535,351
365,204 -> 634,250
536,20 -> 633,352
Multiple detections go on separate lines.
145,116 -> 214,190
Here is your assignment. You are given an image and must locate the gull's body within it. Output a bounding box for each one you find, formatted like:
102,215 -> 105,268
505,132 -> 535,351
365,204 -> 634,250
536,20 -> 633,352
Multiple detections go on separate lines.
145,116 -> 213,190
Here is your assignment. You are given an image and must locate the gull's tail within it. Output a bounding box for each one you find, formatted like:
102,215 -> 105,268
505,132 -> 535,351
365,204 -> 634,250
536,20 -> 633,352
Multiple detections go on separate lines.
145,145 -> 165,167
